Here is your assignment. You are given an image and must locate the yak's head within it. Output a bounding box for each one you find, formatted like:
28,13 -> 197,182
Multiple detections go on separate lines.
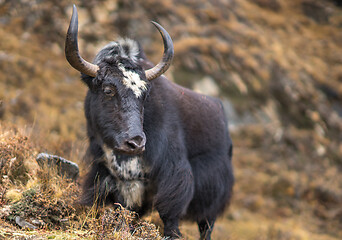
65,5 -> 173,155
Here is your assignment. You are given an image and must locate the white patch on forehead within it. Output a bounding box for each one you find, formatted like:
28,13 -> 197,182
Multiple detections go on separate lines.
118,63 -> 147,98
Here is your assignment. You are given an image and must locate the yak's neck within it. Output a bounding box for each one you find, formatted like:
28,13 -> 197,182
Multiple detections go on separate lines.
140,57 -> 178,131
142,75 -> 177,138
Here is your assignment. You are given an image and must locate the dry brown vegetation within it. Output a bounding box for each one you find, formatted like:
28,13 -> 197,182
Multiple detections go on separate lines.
0,125 -> 164,239
0,0 -> 341,239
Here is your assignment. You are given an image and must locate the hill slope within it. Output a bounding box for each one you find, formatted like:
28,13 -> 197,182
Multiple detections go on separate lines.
0,0 -> 341,239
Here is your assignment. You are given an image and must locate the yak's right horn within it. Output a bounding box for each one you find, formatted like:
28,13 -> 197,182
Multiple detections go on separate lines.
65,5 -> 99,77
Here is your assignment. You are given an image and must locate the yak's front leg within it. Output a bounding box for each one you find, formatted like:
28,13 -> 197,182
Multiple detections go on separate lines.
198,219 -> 215,240
162,217 -> 181,238
154,160 -> 194,239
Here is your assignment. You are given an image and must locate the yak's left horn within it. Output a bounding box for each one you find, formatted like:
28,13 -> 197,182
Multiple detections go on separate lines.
145,22 -> 174,81
65,5 -> 99,77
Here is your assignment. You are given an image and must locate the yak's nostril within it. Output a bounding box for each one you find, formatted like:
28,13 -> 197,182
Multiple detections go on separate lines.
125,135 -> 145,150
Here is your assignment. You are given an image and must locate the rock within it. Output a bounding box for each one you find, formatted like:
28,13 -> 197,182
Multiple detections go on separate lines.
242,195 -> 265,211
248,0 -> 281,11
222,98 -> 239,128
222,98 -> 261,129
15,216 -> 37,230
0,205 -> 11,218
312,186 -> 341,207
227,210 -> 243,220
59,218 -> 70,226
301,0 -> 333,24
270,177 -> 295,198
36,153 -> 79,180
30,218 -> 45,227
314,206 -> 342,220
193,76 -> 219,97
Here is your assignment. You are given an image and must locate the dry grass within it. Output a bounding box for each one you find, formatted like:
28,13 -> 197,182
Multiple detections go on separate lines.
1,123 -> 340,239
0,124 -> 164,239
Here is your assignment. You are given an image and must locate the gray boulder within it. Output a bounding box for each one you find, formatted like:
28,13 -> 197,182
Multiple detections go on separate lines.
36,153 -> 79,180
15,216 -> 37,230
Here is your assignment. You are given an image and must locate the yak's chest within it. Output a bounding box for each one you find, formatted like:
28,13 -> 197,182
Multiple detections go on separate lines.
103,145 -> 149,208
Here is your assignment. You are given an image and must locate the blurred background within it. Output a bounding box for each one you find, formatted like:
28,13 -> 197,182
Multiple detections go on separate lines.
0,0 -> 341,239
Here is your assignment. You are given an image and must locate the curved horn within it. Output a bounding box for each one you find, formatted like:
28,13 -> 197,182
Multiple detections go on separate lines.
145,22 -> 174,81
65,5 -> 99,77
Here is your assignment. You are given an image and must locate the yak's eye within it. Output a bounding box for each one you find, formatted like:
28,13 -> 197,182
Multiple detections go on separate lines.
103,86 -> 115,97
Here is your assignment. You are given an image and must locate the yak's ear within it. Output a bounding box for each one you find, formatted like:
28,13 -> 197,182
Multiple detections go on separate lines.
81,73 -> 95,90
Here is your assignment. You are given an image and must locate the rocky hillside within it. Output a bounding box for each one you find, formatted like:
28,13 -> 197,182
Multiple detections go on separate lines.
1,0 -> 341,154
0,0 -> 341,239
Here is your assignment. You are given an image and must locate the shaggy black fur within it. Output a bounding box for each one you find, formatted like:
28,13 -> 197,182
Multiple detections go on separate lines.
80,40 -> 234,240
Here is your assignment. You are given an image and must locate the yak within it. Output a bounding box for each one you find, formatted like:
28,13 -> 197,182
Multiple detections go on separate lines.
65,5 -> 234,240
